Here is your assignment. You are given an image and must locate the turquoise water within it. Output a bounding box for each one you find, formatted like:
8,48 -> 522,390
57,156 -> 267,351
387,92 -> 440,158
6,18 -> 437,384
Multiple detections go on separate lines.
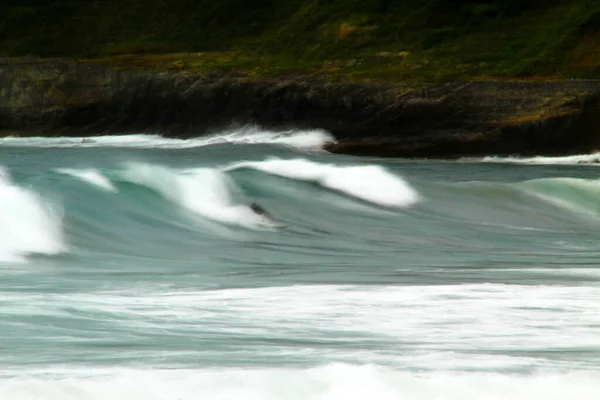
1,130 -> 599,399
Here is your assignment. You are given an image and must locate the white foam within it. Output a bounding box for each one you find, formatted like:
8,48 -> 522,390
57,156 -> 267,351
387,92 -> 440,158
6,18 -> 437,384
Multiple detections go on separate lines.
56,168 -> 116,192
5,284 -> 598,370
225,158 -> 419,207
203,126 -> 335,150
1,365 -> 599,400
0,134 -> 158,148
478,152 -> 600,165
0,128 -> 334,150
119,163 -> 267,229
0,167 -> 66,263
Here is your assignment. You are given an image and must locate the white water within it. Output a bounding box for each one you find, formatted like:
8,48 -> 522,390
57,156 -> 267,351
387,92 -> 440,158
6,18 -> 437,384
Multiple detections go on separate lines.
1,365 -> 599,400
57,168 -> 117,192
225,158 -> 420,207
0,167 -> 66,262
2,283 -> 600,399
119,163 -> 269,228
201,127 -> 335,150
3,284 -> 598,370
0,128 -> 334,150
478,152 -> 600,165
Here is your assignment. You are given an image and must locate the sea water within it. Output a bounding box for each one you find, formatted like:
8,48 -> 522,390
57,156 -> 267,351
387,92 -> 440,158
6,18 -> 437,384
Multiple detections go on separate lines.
1,127 -> 599,399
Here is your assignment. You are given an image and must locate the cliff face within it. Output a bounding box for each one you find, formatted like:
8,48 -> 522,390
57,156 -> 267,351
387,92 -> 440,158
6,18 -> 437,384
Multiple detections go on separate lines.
327,81 -> 600,157
0,60 -> 456,138
2,60 -> 600,157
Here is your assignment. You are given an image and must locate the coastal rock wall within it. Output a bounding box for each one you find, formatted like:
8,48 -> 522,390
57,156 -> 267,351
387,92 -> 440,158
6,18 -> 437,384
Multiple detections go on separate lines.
1,60 -> 600,157
0,61 -> 458,138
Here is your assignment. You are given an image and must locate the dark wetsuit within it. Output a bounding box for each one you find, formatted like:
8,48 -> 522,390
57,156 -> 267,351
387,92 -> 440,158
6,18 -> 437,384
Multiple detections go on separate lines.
250,202 -> 274,219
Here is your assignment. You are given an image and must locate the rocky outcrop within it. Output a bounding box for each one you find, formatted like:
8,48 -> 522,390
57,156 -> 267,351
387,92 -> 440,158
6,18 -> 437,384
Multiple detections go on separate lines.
327,81 -> 600,157
2,59 -> 600,157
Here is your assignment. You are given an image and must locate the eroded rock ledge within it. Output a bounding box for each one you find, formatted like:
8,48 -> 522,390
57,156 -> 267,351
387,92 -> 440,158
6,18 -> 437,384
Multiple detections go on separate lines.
2,59 -> 600,157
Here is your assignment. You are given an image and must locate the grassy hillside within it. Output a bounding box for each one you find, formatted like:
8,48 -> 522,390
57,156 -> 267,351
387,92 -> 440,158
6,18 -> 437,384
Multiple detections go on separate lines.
2,0 -> 600,81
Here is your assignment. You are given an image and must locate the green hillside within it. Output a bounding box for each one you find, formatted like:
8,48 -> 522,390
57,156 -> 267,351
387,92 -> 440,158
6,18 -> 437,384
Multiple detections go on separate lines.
2,0 -> 600,80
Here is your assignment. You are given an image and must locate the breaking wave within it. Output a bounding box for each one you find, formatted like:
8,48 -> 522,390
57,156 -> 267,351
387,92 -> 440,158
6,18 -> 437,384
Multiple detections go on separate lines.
477,152 -> 600,165
117,163 -> 270,229
0,167 -> 66,262
0,127 -> 334,151
224,158 -> 420,208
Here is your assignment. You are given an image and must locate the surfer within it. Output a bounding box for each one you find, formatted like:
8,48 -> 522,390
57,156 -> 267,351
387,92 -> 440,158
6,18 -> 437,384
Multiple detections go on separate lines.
250,202 -> 286,229
250,202 -> 275,220
249,203 -> 287,229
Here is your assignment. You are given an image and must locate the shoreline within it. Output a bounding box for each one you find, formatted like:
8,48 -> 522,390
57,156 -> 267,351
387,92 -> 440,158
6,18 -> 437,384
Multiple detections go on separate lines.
1,58 -> 600,158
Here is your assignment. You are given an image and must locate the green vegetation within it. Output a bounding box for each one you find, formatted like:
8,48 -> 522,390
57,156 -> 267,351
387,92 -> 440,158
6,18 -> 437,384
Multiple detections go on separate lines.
2,0 -> 600,81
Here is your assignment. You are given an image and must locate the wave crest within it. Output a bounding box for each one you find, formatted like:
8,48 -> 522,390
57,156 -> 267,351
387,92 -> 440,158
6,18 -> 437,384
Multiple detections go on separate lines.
57,168 -> 116,192
0,127 -> 334,151
0,167 -> 66,263
521,177 -> 600,218
119,163 -> 268,229
225,158 -> 420,207
477,152 -> 600,165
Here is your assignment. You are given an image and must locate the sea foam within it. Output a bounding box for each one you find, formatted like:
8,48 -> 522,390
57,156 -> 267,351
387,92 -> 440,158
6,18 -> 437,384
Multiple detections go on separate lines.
0,167 -> 66,262
2,283 -> 599,370
478,152 -> 600,165
1,365 -> 598,400
0,128 -> 334,151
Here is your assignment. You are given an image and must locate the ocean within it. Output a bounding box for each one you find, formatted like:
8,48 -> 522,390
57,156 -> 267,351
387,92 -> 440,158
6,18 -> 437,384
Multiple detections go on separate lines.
1,128 -> 599,399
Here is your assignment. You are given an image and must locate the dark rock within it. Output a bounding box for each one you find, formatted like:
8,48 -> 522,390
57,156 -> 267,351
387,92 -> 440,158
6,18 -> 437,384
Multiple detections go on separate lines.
2,60 -> 600,157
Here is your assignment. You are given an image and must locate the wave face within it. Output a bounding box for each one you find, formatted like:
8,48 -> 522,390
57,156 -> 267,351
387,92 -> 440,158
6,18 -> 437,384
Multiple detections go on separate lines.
1,130 -> 600,399
521,177 -> 600,218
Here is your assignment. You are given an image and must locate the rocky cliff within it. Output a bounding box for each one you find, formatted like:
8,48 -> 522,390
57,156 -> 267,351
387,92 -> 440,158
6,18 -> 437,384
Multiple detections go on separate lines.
2,59 -> 600,157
